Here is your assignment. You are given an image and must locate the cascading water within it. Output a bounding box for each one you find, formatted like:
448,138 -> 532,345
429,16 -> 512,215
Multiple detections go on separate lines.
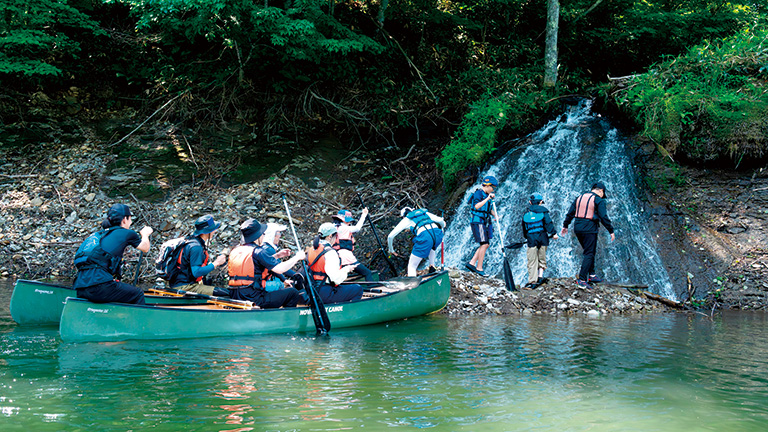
443,100 -> 676,300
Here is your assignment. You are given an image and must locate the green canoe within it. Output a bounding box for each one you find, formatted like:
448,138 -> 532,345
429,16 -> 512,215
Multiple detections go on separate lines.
9,279 -> 210,326
59,271 -> 450,343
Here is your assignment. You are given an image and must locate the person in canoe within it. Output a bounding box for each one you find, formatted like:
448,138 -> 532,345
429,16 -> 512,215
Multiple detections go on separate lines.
262,222 -> 307,293
521,193 -> 558,289
306,223 -> 364,303
465,175 -> 498,276
561,182 -> 615,288
331,208 -> 374,281
387,207 -> 446,277
228,219 -> 304,308
168,215 -> 229,297
73,203 -> 153,304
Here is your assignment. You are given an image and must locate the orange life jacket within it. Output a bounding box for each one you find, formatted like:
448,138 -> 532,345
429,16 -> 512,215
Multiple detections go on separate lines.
228,245 -> 274,288
307,244 -> 334,285
574,192 -> 597,220
228,245 -> 256,287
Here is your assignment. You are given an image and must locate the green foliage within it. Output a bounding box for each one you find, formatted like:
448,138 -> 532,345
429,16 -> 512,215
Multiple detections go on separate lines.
438,96 -> 510,186
0,0 -> 102,83
617,22 -> 768,164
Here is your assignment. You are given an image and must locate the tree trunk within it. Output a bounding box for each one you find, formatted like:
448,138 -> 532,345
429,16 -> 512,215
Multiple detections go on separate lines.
543,0 -> 559,88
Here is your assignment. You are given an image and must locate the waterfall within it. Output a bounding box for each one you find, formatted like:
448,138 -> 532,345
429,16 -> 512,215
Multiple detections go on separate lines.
443,100 -> 676,300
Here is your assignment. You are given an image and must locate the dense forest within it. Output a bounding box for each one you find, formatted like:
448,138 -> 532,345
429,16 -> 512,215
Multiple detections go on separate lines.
1,0 -> 766,187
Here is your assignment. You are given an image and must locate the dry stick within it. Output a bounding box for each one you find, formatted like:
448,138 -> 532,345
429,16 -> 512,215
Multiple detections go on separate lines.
109,94 -> 183,147
52,185 -> 67,220
181,133 -> 200,170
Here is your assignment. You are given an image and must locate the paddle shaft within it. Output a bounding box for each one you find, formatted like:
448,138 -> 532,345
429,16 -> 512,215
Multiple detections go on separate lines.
356,193 -> 398,277
440,209 -> 445,270
491,202 -> 507,255
282,195 -> 331,334
133,251 -> 144,286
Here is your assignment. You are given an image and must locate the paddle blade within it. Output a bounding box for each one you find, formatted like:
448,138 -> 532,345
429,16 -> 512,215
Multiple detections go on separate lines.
502,258 -> 517,291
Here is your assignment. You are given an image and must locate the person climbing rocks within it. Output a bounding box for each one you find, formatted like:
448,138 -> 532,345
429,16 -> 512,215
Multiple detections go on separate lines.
387,207 -> 446,277
73,203 -> 153,305
306,222 -> 364,303
466,175 -> 498,276
168,215 -> 229,297
227,219 -> 304,308
332,208 -> 374,281
521,193 -> 558,289
561,182 -> 615,288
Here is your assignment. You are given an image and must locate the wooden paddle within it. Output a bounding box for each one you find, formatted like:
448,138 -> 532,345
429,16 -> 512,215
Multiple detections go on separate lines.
148,287 -> 255,309
282,195 -> 331,335
357,193 -> 399,277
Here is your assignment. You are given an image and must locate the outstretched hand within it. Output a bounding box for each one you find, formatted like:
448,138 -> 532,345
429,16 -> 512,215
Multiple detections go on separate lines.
140,226 -> 154,237
610,233 -> 615,242
560,228 -> 568,236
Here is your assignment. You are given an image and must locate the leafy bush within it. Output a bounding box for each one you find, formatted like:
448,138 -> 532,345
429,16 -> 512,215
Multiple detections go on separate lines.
0,0 -> 103,85
616,22 -> 768,165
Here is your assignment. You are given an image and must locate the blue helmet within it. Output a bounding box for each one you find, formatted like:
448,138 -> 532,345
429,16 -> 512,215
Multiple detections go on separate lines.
482,175 -> 499,187
530,193 -> 543,204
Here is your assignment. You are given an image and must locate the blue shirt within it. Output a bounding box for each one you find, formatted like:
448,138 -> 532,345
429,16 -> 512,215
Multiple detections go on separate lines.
74,227 -> 141,288
469,189 -> 492,225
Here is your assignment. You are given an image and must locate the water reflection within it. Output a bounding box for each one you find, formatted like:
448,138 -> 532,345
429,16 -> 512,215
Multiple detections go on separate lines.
2,277 -> 768,431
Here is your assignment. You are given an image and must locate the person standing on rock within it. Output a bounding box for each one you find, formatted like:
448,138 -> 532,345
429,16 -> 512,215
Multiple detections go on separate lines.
332,208 -> 374,281
561,182 -> 615,288
306,222 -> 364,303
227,219 -> 303,308
522,193 -> 558,289
168,215 -> 229,297
73,203 -> 153,304
387,207 -> 446,277
466,175 -> 498,276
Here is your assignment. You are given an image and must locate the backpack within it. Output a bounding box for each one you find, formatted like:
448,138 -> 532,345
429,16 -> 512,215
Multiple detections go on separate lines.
155,237 -> 188,280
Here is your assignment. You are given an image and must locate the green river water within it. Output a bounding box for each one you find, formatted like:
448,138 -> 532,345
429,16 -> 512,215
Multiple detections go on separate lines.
1,280 -> 768,431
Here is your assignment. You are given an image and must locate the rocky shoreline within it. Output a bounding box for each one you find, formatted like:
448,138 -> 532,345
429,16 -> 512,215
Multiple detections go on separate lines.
1,129 -> 767,315
440,269 -> 679,316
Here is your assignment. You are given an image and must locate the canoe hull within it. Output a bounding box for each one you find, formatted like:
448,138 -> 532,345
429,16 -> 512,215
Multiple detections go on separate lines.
59,271 -> 450,342
9,279 -> 209,326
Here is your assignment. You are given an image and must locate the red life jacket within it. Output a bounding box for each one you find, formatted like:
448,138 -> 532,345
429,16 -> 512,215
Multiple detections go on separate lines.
574,193 -> 597,220
307,244 -> 334,285
177,240 -> 209,283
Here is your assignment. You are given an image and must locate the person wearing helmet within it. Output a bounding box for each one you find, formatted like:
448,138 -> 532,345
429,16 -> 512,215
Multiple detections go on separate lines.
305,222 -> 364,303
387,206 -> 446,277
73,203 -> 153,304
331,208 -> 374,281
561,182 -> 615,288
521,193 -> 558,289
465,175 -> 498,276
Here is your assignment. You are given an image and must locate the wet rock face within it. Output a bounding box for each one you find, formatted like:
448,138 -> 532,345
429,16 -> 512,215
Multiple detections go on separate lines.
440,270 -> 672,316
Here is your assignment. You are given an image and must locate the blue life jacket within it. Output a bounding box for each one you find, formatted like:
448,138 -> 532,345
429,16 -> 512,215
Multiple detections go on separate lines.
406,208 -> 434,234
73,227 -> 121,275
523,211 -> 545,234
468,190 -> 492,224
